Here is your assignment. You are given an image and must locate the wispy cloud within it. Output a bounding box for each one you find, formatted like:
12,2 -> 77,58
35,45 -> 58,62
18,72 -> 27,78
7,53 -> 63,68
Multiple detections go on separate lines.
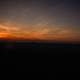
0,22 -> 80,42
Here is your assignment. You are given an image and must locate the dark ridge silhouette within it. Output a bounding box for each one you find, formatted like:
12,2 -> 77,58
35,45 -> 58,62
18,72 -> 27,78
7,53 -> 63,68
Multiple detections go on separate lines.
0,39 -> 80,56
0,39 -> 80,72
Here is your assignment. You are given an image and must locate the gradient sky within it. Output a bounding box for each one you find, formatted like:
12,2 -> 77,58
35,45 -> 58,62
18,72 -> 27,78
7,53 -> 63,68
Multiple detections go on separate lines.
0,0 -> 80,42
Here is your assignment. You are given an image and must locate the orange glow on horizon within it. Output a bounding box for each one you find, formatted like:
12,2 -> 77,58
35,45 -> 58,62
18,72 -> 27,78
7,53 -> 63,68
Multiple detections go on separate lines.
0,32 -> 11,38
0,23 -> 80,43
0,31 -> 79,43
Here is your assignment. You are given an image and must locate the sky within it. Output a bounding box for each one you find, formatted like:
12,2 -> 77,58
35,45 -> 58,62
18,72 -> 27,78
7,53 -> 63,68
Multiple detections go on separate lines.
0,0 -> 80,42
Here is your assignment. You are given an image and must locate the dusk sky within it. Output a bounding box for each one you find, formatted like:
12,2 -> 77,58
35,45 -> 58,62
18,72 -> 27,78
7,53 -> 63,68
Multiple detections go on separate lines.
0,0 -> 80,42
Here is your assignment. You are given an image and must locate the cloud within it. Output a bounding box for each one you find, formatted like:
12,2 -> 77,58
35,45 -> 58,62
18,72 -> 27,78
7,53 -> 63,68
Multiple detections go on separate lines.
0,24 -> 19,32
0,22 -> 80,42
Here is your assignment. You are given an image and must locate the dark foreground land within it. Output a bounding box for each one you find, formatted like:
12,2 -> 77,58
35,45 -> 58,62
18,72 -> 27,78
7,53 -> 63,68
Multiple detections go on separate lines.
0,40 -> 80,56
0,40 -> 80,72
